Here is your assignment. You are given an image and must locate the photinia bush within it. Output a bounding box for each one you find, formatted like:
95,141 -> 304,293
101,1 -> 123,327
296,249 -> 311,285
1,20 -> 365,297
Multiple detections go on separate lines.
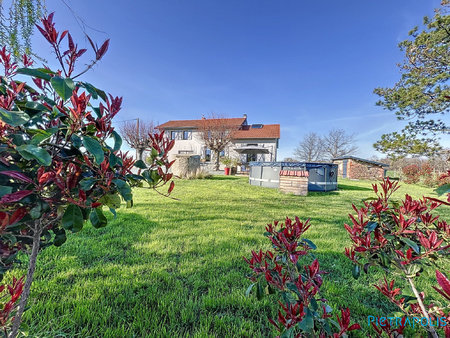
0,13 -> 174,337
344,178 -> 449,338
244,217 -> 360,337
401,164 -> 421,184
0,276 -> 23,336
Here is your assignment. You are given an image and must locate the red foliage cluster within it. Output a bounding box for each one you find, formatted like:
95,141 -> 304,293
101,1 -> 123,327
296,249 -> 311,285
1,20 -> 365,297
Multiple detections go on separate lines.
0,277 -> 24,329
244,217 -> 360,337
344,178 -> 449,337
402,164 -> 421,184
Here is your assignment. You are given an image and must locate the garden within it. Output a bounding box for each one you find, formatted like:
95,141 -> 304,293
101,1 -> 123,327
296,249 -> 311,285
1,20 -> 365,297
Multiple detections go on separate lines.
0,4 -> 449,338
2,176 -> 448,337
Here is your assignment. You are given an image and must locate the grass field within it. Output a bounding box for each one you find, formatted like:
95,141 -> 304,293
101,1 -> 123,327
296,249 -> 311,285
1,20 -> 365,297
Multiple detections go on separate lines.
10,177 -> 450,337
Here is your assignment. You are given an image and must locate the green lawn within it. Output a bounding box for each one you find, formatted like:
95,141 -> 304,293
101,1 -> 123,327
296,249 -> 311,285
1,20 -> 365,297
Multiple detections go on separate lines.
10,177 -> 450,337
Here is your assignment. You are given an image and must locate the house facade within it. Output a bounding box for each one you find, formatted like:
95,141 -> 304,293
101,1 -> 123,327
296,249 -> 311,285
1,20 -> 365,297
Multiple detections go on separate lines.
332,156 -> 388,180
157,115 -> 280,167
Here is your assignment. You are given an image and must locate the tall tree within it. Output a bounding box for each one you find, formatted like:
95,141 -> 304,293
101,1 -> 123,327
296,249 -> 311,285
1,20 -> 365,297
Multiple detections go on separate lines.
0,0 -> 46,57
373,1 -> 449,158
119,119 -> 156,161
323,129 -> 358,159
294,132 -> 324,162
199,114 -> 239,170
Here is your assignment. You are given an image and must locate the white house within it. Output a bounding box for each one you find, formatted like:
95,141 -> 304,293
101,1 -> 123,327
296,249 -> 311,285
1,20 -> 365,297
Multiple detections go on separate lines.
157,115 -> 280,168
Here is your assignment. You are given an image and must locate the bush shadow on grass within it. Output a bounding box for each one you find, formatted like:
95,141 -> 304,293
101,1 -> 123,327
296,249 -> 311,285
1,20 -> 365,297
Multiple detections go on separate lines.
206,175 -> 242,181
337,183 -> 372,191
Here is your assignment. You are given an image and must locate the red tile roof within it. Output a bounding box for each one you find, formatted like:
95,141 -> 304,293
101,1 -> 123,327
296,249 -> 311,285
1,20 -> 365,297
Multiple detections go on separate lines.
232,124 -> 280,139
157,117 -> 246,129
157,118 -> 280,139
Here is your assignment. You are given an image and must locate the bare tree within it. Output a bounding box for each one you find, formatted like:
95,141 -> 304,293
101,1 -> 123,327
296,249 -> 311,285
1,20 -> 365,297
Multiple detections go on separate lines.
199,114 -> 239,170
119,119 -> 155,161
323,129 -> 358,159
294,132 -> 324,162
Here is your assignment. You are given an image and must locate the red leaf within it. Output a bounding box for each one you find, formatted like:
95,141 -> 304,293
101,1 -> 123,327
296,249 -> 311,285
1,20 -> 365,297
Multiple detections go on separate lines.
348,323 -> 361,331
436,270 -> 450,299
9,207 -> 27,226
86,35 -> 97,52
59,30 -> 68,43
96,39 -> 110,60
168,181 -> 175,194
0,190 -> 33,203
0,171 -> 33,184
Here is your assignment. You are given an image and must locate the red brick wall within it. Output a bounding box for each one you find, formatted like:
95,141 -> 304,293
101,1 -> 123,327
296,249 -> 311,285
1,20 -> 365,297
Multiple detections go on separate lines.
347,159 -> 385,180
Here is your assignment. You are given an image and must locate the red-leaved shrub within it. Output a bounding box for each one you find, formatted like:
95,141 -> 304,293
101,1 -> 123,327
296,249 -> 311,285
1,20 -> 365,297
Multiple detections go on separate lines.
402,164 -> 421,184
244,217 -> 360,337
344,178 -> 449,338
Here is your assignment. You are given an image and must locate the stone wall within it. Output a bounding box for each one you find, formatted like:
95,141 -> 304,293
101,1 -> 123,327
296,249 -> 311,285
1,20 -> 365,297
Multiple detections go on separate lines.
279,170 -> 308,196
347,159 -> 385,180
171,154 -> 200,178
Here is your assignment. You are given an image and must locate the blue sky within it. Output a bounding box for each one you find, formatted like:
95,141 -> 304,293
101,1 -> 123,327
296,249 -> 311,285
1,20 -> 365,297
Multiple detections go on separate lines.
32,0 -> 447,159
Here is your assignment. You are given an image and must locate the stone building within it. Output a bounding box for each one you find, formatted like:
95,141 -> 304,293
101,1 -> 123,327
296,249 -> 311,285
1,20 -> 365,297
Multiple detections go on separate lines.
332,156 -> 388,180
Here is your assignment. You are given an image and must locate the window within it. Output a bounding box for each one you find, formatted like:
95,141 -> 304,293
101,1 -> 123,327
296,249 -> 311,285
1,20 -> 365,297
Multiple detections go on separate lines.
220,150 -> 225,157
246,143 -> 258,146
170,131 -> 177,140
247,153 -> 257,162
182,130 -> 192,140
205,148 -> 211,161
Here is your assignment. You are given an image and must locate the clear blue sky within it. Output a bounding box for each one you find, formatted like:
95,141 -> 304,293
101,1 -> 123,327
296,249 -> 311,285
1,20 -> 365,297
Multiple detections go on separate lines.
33,0 -> 448,159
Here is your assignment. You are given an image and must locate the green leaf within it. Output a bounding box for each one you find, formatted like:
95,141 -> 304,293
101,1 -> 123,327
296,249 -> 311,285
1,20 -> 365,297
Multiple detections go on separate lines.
17,68 -> 52,81
402,238 -> 420,254
280,328 -> 294,338
71,134 -> 82,148
0,108 -> 30,126
112,179 -> 133,201
245,283 -> 255,297
310,297 -> 318,311
17,144 -> 52,166
25,101 -> 49,112
99,193 -> 122,209
298,308 -> 314,332
30,129 -> 57,145
0,186 -> 12,197
89,207 -> 108,228
256,279 -> 264,300
352,264 -> 360,279
111,131 -> 122,152
79,177 -> 96,191
83,136 -> 104,164
134,160 -> 147,169
53,228 -> 66,247
302,238 -> 317,250
81,82 -> 98,99
50,76 -> 74,101
436,184 -> 450,196
61,205 -> 84,232
366,221 -> 378,232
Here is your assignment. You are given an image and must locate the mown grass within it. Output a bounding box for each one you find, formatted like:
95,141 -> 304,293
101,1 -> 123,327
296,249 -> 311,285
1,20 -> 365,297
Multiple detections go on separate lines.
9,177 -> 450,337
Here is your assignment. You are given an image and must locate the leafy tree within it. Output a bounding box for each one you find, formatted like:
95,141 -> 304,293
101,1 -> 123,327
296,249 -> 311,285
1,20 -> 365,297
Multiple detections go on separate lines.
0,0 -> 45,57
294,132 -> 324,162
0,13 -> 174,337
323,129 -> 357,159
374,2 -> 449,158
374,128 -> 442,160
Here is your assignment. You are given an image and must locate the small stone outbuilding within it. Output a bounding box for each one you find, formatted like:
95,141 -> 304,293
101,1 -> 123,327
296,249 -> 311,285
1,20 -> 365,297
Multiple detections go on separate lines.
332,156 -> 388,180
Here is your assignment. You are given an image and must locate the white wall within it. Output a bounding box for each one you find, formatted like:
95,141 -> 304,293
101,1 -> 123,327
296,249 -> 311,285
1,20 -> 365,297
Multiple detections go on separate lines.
165,129 -> 278,164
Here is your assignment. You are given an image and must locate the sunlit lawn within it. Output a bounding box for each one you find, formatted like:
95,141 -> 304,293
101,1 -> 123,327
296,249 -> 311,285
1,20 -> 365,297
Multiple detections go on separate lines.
11,177 -> 450,337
